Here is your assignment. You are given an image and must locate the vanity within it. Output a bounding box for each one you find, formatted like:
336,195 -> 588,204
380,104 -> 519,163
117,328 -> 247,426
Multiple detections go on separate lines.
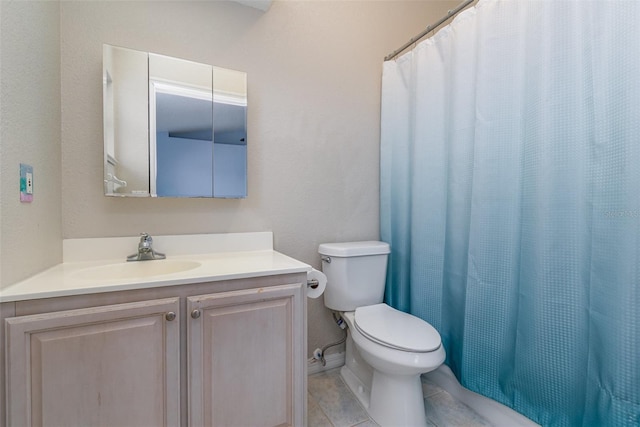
0,232 -> 309,427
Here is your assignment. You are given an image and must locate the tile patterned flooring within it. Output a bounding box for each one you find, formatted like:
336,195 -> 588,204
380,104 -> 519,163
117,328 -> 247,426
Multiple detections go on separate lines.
308,368 -> 492,427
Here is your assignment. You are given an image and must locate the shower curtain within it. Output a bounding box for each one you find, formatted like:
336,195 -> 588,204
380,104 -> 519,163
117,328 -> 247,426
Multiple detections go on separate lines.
380,1 -> 639,426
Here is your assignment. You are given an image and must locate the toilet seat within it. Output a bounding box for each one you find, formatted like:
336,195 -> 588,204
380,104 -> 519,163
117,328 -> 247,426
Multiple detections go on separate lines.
354,304 -> 441,353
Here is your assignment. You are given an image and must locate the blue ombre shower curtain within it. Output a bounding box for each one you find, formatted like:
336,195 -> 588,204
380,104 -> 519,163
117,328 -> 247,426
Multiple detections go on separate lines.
380,1 -> 640,425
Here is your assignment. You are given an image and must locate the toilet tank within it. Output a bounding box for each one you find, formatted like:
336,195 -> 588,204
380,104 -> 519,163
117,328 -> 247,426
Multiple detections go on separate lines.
318,241 -> 390,311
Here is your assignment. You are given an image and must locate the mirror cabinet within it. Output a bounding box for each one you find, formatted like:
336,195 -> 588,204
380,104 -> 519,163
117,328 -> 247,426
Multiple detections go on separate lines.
103,45 -> 247,198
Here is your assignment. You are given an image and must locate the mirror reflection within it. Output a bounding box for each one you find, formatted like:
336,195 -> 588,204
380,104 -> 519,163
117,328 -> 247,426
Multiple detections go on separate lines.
103,45 -> 247,198
103,45 -> 149,196
212,67 -> 247,198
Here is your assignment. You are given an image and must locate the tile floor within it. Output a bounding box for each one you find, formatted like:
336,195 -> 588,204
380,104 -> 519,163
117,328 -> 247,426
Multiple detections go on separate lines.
308,368 -> 492,427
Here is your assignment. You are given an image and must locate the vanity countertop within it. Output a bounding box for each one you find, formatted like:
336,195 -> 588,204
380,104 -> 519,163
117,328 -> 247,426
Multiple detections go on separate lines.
0,232 -> 311,303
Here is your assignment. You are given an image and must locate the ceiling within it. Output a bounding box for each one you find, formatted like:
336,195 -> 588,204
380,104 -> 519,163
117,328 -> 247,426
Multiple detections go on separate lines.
232,0 -> 272,12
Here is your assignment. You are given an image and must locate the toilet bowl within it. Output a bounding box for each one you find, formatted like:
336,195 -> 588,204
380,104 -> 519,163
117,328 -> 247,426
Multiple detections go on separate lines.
319,240 -> 446,427
340,305 -> 445,426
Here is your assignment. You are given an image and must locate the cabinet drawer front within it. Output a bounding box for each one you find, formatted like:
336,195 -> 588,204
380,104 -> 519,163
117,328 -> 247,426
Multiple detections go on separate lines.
188,283 -> 305,427
6,297 -> 180,427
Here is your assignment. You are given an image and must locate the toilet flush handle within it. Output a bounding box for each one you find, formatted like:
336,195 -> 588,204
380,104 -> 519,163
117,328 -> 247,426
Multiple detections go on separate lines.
321,256 -> 331,264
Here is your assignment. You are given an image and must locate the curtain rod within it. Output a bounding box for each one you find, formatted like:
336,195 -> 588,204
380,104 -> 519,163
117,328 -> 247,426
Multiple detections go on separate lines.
384,0 -> 475,61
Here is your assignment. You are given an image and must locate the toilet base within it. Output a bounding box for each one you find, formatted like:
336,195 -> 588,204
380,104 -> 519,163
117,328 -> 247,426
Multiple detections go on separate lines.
340,329 -> 429,427
368,371 -> 427,427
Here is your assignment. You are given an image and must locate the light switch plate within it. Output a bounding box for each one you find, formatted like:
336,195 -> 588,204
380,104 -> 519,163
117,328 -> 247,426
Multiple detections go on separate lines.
20,163 -> 33,203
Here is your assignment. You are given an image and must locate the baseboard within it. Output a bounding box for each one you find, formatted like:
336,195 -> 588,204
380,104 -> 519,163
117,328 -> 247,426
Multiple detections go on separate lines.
307,351 -> 345,375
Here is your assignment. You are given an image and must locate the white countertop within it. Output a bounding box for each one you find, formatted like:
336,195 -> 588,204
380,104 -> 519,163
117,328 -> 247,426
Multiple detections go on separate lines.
0,232 -> 311,303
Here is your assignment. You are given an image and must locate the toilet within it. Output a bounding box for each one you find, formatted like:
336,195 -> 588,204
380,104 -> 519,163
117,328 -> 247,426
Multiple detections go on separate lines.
319,241 -> 445,427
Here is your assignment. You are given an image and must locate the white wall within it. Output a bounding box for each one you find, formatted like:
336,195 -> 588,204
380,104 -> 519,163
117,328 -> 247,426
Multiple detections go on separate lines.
0,1 -> 62,288
59,0 -> 457,356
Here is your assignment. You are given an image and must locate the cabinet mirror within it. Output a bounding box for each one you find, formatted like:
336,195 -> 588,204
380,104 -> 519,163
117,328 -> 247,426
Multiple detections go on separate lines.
103,44 -> 247,198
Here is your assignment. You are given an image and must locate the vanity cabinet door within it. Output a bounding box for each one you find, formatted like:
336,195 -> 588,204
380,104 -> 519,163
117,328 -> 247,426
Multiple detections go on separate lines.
187,283 -> 306,427
5,297 -> 181,427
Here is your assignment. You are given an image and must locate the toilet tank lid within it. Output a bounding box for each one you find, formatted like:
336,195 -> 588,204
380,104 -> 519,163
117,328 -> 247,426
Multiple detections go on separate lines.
318,241 -> 390,257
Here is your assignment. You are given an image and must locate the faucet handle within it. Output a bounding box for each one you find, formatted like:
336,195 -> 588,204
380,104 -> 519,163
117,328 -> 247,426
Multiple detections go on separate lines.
128,233 -> 164,261
139,233 -> 153,249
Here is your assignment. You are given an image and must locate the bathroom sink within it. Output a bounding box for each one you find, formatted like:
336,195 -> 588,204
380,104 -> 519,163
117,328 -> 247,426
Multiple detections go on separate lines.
72,260 -> 202,281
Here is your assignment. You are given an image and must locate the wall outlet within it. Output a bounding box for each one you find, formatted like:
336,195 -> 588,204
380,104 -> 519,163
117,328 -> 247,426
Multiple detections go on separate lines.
26,172 -> 33,194
20,163 -> 33,203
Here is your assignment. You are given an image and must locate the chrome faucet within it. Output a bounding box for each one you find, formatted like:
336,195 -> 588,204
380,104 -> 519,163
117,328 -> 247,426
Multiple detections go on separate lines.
127,233 -> 166,261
